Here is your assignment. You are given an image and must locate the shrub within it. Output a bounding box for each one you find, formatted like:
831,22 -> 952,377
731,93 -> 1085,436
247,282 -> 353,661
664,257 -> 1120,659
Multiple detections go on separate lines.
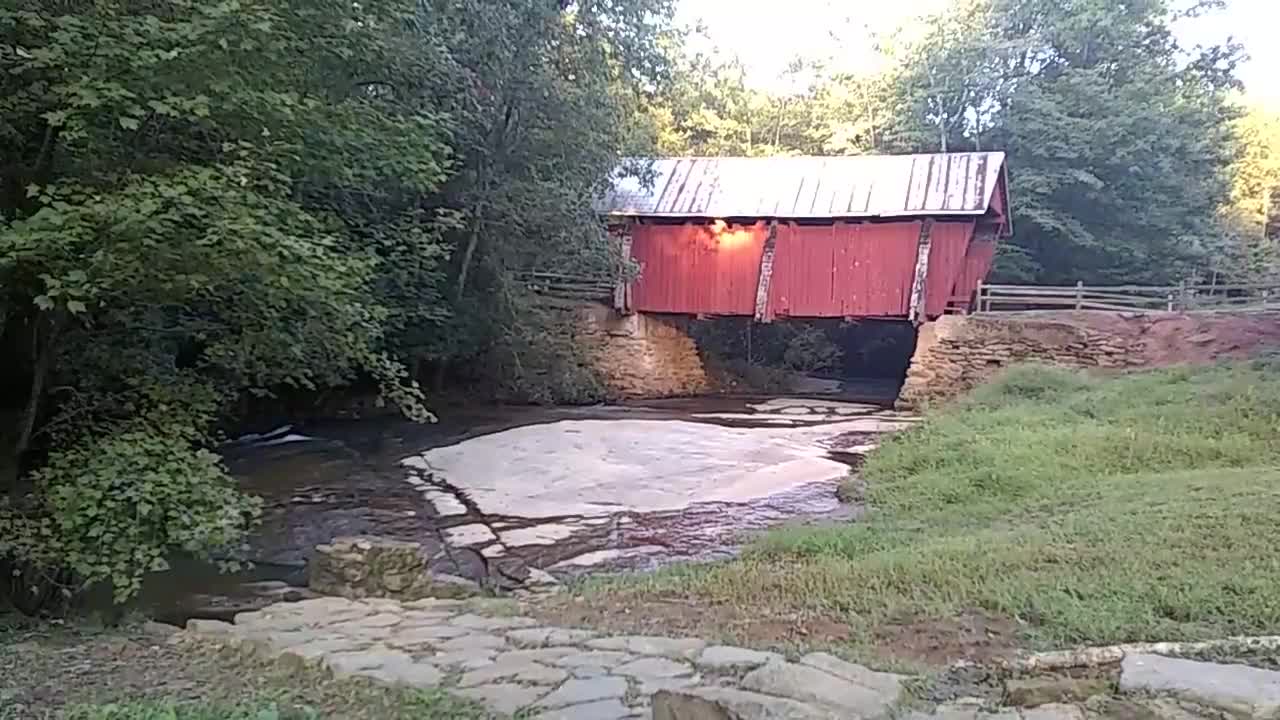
781,325 -> 844,374
1,430 -> 260,605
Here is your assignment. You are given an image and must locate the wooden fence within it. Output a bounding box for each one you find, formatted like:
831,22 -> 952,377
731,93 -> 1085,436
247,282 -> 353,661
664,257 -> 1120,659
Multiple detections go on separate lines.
513,271 -> 615,302
515,272 -> 1280,316
973,281 -> 1280,314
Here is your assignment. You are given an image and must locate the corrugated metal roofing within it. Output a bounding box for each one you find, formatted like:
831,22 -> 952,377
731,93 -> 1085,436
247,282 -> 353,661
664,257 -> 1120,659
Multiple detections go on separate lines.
599,152 -> 1008,221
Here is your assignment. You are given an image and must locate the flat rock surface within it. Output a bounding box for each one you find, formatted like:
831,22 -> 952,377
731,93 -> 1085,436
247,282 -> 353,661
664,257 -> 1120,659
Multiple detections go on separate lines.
587,635 -> 707,659
1120,654 -> 1280,717
405,417 -> 909,519
798,652 -> 905,696
696,645 -> 783,671
652,686 -> 843,719
455,683 -> 549,715
187,595 -> 1265,720
535,676 -> 629,709
531,698 -> 636,720
613,656 -> 696,679
742,660 -> 900,716
1019,704 -> 1086,720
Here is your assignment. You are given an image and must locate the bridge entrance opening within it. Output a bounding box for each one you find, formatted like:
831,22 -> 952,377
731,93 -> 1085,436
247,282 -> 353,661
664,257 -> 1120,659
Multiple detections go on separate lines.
688,317 -> 917,405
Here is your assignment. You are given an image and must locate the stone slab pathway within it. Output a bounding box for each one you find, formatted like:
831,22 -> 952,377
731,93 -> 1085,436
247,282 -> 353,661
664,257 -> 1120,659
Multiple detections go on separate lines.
184,596 -> 1280,719
184,596 -> 906,719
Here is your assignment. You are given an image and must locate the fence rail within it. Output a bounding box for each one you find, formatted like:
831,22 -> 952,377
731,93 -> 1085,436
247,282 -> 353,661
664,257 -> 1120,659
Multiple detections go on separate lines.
514,273 -> 1280,316
514,271 -> 615,302
975,281 -> 1280,314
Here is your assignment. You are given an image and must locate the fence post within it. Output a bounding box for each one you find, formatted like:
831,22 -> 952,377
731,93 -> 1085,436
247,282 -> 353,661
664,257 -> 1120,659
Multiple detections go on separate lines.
975,279 -> 984,313
1074,280 -> 1083,310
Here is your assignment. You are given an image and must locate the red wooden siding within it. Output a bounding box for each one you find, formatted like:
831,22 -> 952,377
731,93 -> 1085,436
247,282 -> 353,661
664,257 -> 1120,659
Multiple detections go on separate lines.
949,236 -> 997,311
765,222 -> 922,319
922,221 -> 977,319
952,237 -> 998,310
629,221 -> 766,315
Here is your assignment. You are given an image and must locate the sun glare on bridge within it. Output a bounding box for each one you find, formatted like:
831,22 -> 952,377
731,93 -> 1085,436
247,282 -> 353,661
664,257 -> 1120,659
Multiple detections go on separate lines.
706,219 -> 758,251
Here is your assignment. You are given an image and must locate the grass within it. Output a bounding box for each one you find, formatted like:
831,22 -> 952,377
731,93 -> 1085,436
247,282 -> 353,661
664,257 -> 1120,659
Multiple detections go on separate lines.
0,620 -> 489,720
559,362 -> 1280,661
61,692 -> 481,720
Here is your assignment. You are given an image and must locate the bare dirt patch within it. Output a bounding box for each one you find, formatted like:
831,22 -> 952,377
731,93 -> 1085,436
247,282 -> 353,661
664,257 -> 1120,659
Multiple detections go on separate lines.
872,611 -> 1022,667
1,622 -> 218,714
531,593 -> 858,655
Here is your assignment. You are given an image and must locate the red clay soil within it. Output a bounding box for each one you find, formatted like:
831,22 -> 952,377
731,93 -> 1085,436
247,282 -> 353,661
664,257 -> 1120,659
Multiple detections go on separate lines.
1122,311 -> 1280,365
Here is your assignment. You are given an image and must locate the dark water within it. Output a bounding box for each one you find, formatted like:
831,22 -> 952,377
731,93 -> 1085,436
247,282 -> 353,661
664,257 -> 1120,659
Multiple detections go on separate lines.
134,394 -> 888,622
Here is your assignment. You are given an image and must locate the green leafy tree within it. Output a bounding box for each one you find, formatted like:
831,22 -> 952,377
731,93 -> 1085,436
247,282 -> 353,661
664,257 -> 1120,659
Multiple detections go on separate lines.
0,0 -> 452,603
418,0 -> 673,399
1,0 -> 676,603
881,0 -> 1241,283
1219,103 -> 1280,281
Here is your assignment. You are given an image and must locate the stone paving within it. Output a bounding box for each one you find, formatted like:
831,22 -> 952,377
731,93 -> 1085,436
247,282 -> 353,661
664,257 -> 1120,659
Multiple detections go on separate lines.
185,595 -> 907,719
183,596 -> 1280,719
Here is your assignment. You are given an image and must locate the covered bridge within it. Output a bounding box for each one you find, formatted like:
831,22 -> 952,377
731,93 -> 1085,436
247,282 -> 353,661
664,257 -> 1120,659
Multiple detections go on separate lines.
599,152 -> 1011,322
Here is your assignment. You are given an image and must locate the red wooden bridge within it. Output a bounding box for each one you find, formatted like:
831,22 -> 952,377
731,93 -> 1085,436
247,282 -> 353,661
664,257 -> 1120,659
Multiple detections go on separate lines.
596,152 -> 1012,322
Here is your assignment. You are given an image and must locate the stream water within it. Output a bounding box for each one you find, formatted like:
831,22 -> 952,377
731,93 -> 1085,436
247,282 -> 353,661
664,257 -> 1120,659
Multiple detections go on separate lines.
133,387 -> 915,624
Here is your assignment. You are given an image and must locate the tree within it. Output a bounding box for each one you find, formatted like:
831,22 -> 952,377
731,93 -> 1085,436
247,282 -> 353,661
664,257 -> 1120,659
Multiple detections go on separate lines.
882,0 -> 1241,283
0,0 -> 451,603
1219,104 -> 1280,281
418,0 -> 673,400
0,0 -> 675,606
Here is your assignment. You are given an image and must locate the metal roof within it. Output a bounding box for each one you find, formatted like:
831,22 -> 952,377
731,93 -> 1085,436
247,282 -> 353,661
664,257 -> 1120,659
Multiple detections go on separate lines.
598,152 -> 1009,221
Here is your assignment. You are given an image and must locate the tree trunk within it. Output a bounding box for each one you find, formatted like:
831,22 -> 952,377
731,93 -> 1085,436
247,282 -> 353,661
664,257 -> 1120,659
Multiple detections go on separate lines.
13,312 -> 62,477
454,207 -> 484,304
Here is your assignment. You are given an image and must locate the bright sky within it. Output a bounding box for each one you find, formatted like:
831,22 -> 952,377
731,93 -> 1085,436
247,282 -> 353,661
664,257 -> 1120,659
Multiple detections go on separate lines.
675,0 -> 1279,104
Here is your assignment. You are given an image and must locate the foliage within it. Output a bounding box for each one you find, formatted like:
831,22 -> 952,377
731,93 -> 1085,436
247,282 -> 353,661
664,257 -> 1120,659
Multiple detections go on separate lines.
648,41 -> 861,157
1219,103 -> 1280,282
417,0 -> 673,373
479,301 -> 607,405
780,325 -> 844,374
2,430 -> 259,604
0,0 -> 446,606
881,0 -> 1242,283
577,364 -> 1280,654
651,0 -> 1249,286
0,0 -> 674,607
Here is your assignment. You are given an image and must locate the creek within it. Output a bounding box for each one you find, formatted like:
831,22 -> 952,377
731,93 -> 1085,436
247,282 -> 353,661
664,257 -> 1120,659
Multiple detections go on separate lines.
133,389 -> 916,623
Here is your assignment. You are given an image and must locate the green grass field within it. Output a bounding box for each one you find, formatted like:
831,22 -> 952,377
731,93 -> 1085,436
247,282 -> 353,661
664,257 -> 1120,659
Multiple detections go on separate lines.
576,363 -> 1280,657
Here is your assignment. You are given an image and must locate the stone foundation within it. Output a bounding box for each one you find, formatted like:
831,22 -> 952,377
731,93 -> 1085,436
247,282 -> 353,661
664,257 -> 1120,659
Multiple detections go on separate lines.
900,311 -> 1280,409
576,304 -> 709,399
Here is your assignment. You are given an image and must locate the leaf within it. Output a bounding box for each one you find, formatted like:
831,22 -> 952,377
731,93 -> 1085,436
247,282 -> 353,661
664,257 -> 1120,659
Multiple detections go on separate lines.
66,299 -> 87,314
118,116 -> 140,130
34,295 -> 54,310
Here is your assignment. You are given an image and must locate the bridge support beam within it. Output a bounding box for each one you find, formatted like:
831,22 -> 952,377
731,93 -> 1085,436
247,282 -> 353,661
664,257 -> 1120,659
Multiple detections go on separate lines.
612,226 -> 633,314
908,219 -> 935,324
753,221 -> 779,322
